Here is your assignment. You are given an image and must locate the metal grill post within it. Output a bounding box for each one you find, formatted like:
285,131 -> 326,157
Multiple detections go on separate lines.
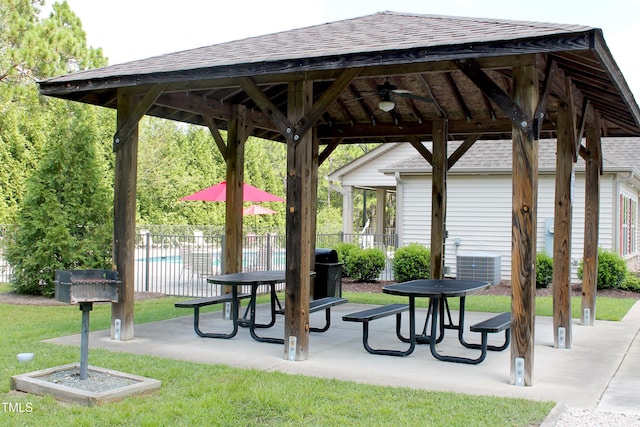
79,302 -> 93,380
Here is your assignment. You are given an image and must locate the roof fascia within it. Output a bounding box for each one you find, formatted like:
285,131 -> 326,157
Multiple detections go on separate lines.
327,143 -> 399,181
592,31 -> 640,130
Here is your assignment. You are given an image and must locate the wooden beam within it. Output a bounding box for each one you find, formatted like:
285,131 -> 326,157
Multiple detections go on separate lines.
445,72 -> 472,121
310,129 -> 319,298
318,138 -> 342,166
155,92 -> 232,120
240,76 -> 292,137
112,90 -> 139,341
317,118 -> 558,139
430,119 -> 448,279
448,134 -> 481,169
285,80 -> 313,361
576,98 -> 590,156
224,105 -> 247,276
295,68 -> 362,137
456,59 -> 534,140
408,136 -> 433,165
552,97 -> 575,349
510,64 -> 538,386
564,77 -> 579,162
203,115 -> 227,161
533,58 -> 557,139
113,84 -> 166,151
582,120 -> 601,326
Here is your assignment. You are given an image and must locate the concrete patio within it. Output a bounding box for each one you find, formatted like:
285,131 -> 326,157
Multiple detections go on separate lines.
45,299 -> 640,414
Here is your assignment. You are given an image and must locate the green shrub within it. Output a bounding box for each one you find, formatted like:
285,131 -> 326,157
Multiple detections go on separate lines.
335,242 -> 359,277
622,271 -> 640,292
577,248 -> 627,290
348,247 -> 386,282
535,252 -> 553,289
393,243 -> 430,282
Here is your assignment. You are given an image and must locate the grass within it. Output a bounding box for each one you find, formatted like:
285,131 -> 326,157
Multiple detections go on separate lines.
343,291 -> 638,321
0,286 -> 558,426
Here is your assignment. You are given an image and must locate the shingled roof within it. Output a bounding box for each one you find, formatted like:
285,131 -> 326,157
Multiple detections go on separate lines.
39,11 -> 640,142
43,12 -> 594,83
381,138 -> 640,174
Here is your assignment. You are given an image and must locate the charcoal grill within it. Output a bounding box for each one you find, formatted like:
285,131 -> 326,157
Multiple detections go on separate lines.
54,270 -> 120,380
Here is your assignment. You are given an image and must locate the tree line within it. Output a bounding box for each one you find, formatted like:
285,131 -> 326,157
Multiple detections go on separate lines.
1,0 -> 377,295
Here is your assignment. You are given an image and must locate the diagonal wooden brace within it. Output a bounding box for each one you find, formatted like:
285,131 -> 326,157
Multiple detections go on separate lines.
113,84 -> 167,151
455,59 -> 534,140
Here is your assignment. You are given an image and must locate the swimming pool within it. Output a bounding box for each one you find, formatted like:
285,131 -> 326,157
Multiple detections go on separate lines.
135,255 -> 183,263
135,250 -> 286,268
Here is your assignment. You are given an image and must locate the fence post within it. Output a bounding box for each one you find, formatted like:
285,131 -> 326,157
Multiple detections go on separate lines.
144,233 -> 151,292
266,234 -> 273,270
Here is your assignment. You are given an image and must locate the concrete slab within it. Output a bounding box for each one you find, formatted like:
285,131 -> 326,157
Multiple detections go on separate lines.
45,300 -> 640,412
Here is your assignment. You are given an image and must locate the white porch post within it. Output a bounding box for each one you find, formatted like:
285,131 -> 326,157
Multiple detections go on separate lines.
342,185 -> 354,236
376,188 -> 386,236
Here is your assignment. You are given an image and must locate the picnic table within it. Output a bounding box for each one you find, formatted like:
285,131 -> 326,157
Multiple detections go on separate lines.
206,270 -> 287,344
380,279 -> 510,364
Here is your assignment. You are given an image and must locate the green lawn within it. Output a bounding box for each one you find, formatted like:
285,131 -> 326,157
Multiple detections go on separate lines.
0,288 -> 560,426
344,291 -> 637,321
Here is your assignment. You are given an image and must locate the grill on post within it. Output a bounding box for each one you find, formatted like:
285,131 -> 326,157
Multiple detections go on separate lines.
54,270 -> 120,380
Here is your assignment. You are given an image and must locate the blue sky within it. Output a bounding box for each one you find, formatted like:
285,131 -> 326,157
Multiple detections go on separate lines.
45,0 -> 640,97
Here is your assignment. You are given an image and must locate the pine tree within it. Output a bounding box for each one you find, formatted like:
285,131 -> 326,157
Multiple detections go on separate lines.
6,102 -> 113,295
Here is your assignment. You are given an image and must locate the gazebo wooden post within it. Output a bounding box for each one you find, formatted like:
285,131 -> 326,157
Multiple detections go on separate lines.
285,80 -> 313,361
430,119 -> 448,279
310,130 -> 319,299
510,64 -> 539,386
552,98 -> 576,348
224,105 -> 247,277
582,119 -> 602,325
112,90 -> 138,341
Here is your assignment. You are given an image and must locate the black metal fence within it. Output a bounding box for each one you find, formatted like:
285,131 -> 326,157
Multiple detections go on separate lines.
0,224 -> 397,297
134,230 -> 397,297
0,225 -> 12,283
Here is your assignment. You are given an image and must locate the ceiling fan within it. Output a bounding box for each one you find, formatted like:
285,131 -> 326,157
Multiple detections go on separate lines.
348,78 -> 435,112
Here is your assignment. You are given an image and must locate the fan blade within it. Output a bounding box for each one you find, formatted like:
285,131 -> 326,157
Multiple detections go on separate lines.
343,94 -> 377,103
394,92 -> 434,103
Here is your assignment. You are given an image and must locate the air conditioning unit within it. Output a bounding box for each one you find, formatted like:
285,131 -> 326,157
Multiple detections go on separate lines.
456,251 -> 502,285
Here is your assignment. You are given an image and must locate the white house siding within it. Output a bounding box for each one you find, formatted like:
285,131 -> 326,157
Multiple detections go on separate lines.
338,143 -> 427,188
399,172 -> 618,281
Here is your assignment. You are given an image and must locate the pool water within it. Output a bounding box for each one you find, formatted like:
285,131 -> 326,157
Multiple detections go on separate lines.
135,255 -> 183,263
136,251 -> 286,267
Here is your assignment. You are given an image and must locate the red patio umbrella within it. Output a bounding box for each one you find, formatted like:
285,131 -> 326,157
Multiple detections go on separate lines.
242,205 -> 278,216
179,181 -> 284,202
243,204 -> 278,233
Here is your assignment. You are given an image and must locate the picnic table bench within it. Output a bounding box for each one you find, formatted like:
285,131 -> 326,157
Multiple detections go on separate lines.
467,312 -> 511,351
342,304 -> 413,356
175,293 -> 251,338
276,296 -> 347,332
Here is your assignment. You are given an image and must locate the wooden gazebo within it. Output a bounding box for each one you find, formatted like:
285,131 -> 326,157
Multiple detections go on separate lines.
39,12 -> 640,385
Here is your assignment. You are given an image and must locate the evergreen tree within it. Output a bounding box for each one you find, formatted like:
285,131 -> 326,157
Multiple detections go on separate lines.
2,0 -> 112,295
6,102 -> 113,295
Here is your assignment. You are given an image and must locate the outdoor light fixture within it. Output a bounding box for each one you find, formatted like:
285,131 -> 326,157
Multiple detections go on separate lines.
378,93 -> 395,112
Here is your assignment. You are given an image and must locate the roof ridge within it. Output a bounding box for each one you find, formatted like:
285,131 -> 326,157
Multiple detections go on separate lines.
375,10 -> 595,32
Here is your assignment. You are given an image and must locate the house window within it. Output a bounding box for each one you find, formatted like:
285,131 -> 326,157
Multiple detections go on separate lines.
620,194 -> 638,256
